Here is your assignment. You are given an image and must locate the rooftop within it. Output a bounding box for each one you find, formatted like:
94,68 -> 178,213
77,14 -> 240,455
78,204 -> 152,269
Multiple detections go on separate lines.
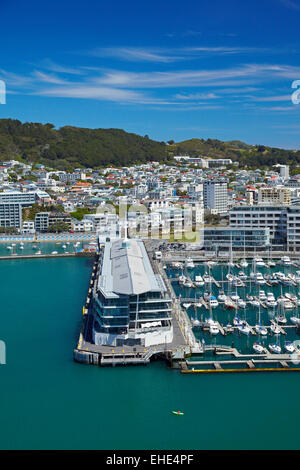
98,238 -> 166,298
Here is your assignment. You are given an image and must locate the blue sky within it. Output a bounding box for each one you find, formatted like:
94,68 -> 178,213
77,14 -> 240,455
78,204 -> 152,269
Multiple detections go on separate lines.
1,0 -> 300,148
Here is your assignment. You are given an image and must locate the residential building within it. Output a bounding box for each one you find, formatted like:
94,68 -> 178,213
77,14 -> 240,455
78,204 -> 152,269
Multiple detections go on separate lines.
203,227 -> 270,250
0,190 -> 50,206
0,202 -> 22,229
258,187 -> 291,205
35,212 -> 50,232
204,181 -> 228,214
21,221 -> 35,234
48,212 -> 72,230
230,205 -> 287,247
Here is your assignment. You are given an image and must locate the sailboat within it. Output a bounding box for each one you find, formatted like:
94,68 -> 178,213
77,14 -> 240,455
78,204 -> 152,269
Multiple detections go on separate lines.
269,341 -> 282,354
253,342 -> 265,354
206,268 -> 219,335
255,303 -> 268,336
227,235 -> 235,268
240,236 -> 248,268
284,341 -> 295,353
270,321 -> 281,334
191,304 -> 201,327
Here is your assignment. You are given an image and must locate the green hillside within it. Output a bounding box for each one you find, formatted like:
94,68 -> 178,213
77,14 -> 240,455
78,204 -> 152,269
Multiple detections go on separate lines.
0,118 -> 299,170
0,119 -> 169,170
171,138 -> 300,168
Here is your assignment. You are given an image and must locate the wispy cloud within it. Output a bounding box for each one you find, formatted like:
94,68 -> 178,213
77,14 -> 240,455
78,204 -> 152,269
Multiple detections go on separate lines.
90,47 -> 181,63
95,64 -> 300,88
88,46 -> 270,63
174,92 -> 218,100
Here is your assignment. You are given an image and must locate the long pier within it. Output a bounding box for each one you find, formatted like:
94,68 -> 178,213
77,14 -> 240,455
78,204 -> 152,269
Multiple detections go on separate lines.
73,245 -> 202,367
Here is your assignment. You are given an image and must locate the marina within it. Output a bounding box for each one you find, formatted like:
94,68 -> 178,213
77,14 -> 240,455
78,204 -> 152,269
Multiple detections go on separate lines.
73,241 -> 300,372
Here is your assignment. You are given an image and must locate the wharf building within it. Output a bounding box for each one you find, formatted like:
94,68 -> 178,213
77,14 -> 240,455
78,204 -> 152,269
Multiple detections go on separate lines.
91,238 -> 173,348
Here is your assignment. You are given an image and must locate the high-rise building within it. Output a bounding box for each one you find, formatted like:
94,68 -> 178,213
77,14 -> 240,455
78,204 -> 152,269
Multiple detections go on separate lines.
203,181 -> 228,214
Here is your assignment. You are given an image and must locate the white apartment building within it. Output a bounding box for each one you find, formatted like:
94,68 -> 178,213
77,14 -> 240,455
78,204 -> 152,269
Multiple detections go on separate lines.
230,205 -> 287,247
21,221 -> 35,234
204,181 -> 228,214
72,219 -> 94,232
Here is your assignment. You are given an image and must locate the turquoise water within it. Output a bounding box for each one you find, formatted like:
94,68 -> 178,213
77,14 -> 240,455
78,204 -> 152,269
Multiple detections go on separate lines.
1,257 -> 300,450
0,241 -> 84,256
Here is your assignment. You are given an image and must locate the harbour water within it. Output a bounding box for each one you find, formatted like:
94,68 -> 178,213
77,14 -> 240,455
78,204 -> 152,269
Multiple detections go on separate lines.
1,257 -> 300,449
0,241 -> 84,257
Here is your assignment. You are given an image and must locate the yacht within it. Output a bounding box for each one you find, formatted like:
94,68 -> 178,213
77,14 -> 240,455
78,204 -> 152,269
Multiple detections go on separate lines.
183,303 -> 191,309
233,315 -> 243,326
253,257 -> 265,267
270,322 -> 281,334
266,292 -> 277,308
191,317 -> 201,327
185,258 -> 195,269
209,324 -> 219,335
208,296 -> 219,309
278,297 -> 294,310
274,314 -> 287,324
295,271 -> 300,284
238,271 -> 247,281
266,260 -> 276,268
51,251 -> 58,254
237,298 -> 246,309
285,293 -> 297,303
205,318 -> 219,335
231,293 -> 240,302
226,273 -> 234,283
240,259 -> 248,268
194,275 -> 204,287
255,304 -> 268,336
258,290 -> 267,301
203,273 -> 211,284
253,342 -> 265,354
183,280 -> 193,288
275,271 -> 286,282
255,324 -> 268,336
232,276 -> 243,288
250,299 -> 260,308
290,316 -> 300,325
284,341 -> 295,354
251,272 -> 265,285
281,256 -> 292,266
237,321 -> 251,335
218,291 -> 226,302
269,343 -> 282,354
224,324 -> 234,334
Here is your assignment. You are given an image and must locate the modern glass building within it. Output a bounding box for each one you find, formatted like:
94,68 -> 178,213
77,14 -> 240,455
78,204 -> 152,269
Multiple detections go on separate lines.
91,238 -> 173,347
203,227 -> 270,250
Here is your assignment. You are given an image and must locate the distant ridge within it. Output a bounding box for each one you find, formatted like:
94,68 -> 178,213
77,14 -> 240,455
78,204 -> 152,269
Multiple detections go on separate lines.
0,118 -> 299,170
